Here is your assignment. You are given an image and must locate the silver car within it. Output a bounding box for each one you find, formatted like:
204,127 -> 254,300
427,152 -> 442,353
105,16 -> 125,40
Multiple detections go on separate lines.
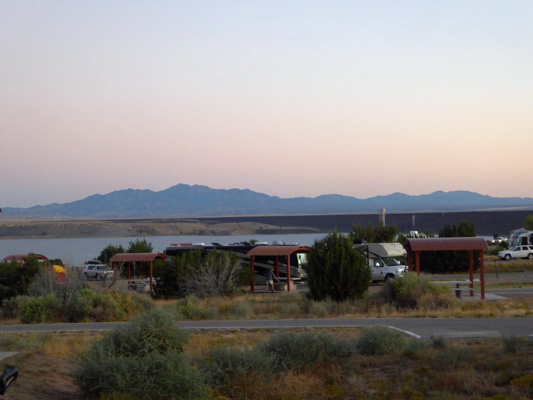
498,245 -> 533,260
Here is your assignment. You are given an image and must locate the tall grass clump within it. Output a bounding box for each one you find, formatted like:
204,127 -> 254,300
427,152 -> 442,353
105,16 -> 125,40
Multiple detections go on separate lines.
381,273 -> 455,310
260,331 -> 356,371
356,327 -> 407,355
199,347 -> 275,388
73,309 -> 207,400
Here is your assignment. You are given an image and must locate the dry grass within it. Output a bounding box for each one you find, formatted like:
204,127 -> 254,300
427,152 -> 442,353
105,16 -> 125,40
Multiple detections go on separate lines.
151,288 -> 533,320
1,329 -> 533,400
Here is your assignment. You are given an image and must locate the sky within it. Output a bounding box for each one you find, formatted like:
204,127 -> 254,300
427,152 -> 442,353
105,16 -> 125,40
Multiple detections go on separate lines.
1,1 -> 532,208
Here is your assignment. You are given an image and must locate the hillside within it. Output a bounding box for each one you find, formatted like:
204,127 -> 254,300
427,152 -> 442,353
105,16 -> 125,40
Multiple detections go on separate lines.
2,184 -> 533,219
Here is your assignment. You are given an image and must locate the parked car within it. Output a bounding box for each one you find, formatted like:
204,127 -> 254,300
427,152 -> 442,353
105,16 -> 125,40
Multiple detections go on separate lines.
498,245 -> 533,260
489,236 -> 507,245
83,264 -> 114,280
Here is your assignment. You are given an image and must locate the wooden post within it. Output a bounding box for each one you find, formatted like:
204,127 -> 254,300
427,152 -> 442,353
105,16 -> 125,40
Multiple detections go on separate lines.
416,252 -> 420,275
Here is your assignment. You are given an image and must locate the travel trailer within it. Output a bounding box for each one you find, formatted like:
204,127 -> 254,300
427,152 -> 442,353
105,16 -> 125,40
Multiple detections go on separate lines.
354,243 -> 408,282
509,230 -> 533,247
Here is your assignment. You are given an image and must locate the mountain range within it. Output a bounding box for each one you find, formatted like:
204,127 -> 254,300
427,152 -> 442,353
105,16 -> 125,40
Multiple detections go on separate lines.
3,184 -> 533,219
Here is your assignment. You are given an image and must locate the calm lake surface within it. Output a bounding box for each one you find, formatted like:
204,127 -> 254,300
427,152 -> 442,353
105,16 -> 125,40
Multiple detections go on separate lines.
0,233 -> 328,266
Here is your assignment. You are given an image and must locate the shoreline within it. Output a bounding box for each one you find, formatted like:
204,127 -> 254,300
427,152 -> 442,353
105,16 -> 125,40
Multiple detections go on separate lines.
0,219 -> 322,240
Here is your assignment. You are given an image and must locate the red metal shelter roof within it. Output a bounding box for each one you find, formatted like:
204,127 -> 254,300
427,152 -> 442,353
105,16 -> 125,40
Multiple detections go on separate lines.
406,237 -> 488,252
246,245 -> 311,257
110,253 -> 166,263
2,254 -> 48,262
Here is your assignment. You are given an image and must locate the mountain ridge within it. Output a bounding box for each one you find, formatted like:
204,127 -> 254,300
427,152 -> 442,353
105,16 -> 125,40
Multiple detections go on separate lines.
3,184 -> 533,219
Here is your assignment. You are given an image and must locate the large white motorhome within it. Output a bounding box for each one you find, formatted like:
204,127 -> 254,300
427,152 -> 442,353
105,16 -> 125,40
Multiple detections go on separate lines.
509,230 -> 533,247
354,243 -> 408,282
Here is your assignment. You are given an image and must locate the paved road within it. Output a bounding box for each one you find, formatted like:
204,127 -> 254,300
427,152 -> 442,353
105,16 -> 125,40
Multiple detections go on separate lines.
1,317 -> 532,340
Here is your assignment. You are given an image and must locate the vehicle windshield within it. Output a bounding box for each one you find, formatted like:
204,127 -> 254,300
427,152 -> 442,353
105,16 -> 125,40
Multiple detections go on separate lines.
382,257 -> 401,266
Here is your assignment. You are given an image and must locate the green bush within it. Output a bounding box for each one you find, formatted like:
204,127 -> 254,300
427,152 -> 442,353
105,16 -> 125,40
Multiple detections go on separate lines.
306,232 -> 371,302
199,347 -> 275,388
74,309 -> 207,399
260,331 -> 356,371
65,288 -> 153,322
432,346 -> 473,369
356,327 -> 407,355
18,294 -> 61,324
383,273 -> 452,309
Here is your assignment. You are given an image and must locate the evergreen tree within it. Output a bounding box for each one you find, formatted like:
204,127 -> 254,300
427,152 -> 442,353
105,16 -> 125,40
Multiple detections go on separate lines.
306,232 -> 371,302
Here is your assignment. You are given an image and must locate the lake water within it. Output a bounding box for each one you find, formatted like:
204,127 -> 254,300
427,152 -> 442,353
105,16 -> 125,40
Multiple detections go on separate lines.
0,233 -> 329,266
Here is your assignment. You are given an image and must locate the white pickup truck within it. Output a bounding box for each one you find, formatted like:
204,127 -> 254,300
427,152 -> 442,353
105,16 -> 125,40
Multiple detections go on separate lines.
354,243 -> 408,282
83,263 -> 114,280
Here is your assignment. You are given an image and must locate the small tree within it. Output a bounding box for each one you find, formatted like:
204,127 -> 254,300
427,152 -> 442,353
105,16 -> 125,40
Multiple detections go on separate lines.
524,215 -> 533,230
97,243 -> 125,264
306,232 -> 371,302
127,238 -> 154,253
421,221 -> 478,273
350,223 -> 399,243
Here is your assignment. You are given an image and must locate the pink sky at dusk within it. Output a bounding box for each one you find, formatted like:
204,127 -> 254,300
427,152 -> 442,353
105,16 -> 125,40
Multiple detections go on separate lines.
1,1 -> 532,208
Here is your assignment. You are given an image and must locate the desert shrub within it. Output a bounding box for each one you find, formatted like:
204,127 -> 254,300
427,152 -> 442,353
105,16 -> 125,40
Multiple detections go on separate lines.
261,331 -> 356,371
185,250 -> 243,298
177,296 -> 217,320
402,338 -> 430,359
28,266 -> 87,305
310,301 -> 328,317
432,346 -> 474,369
383,273 -> 452,309
0,257 -> 43,305
199,347 -> 275,388
502,335 -> 522,354
74,309 -> 207,399
0,296 -> 27,319
510,375 -> 533,398
306,232 -> 371,302
18,294 -> 61,323
154,250 -> 243,299
65,288 -> 153,322
356,327 -> 407,355
233,298 -> 253,319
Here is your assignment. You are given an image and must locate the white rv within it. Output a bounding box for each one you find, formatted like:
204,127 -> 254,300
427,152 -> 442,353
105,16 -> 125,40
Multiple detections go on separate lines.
354,243 -> 408,282
509,230 -> 533,247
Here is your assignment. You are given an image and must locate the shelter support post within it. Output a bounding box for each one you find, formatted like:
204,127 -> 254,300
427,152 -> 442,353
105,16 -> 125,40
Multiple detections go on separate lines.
149,261 -> 153,292
480,251 -> 485,300
250,256 -> 255,292
415,252 -> 420,276
287,256 -> 291,292
275,257 -> 279,279
469,250 -> 474,297
127,262 -> 131,281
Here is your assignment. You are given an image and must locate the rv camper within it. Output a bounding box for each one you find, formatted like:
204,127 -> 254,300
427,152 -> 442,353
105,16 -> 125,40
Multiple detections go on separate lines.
509,230 -> 533,247
354,243 -> 408,282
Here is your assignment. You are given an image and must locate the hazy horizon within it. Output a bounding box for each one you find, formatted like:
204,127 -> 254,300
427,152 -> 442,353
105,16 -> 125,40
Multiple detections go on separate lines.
2,2 -> 532,208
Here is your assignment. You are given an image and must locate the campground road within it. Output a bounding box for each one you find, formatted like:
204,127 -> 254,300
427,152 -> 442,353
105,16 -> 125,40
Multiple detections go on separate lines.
1,317 -> 532,340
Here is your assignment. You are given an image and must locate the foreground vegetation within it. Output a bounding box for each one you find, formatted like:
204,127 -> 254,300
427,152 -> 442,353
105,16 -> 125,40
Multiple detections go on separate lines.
1,309 -> 532,400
